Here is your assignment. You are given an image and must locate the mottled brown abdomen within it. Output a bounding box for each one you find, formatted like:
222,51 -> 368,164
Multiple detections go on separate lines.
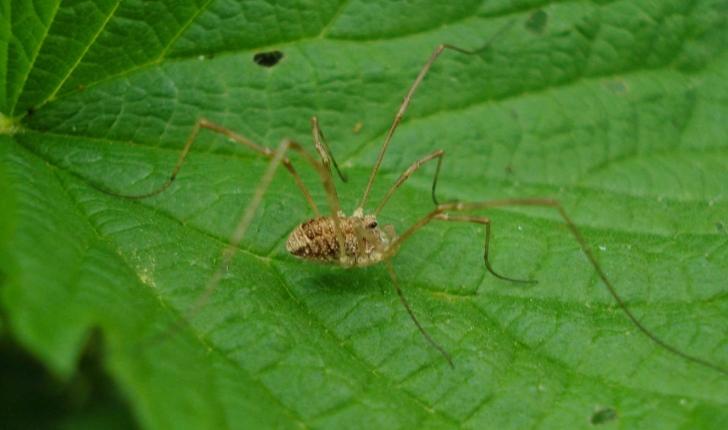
286,214 -> 393,268
286,217 -> 360,263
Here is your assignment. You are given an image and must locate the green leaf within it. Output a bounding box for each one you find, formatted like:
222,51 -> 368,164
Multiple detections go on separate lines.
2,1 -> 728,429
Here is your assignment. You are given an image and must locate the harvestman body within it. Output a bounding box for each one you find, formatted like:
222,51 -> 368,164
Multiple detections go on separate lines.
98,22 -> 728,375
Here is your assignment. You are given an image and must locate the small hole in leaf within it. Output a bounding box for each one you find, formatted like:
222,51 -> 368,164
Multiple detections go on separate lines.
590,407 -> 618,425
525,10 -> 548,34
254,51 -> 284,68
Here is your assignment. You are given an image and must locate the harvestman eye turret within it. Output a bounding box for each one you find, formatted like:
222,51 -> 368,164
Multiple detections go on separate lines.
95,20 -> 728,375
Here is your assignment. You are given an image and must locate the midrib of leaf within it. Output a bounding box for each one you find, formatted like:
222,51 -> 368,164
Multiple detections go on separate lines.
43,1 -> 122,105
6,0 -> 62,115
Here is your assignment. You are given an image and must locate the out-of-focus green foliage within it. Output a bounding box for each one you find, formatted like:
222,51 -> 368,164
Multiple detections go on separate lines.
1,1 -> 727,429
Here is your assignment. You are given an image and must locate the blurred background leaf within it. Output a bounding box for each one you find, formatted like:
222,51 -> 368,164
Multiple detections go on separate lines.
1,0 -> 727,429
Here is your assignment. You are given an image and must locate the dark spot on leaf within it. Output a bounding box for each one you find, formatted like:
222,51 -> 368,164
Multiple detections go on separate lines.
77,84 -> 84,91
575,12 -> 600,40
27,107 -> 35,116
525,10 -> 548,34
716,221 -> 726,234
254,51 -> 284,68
603,80 -> 629,94
590,407 -> 618,425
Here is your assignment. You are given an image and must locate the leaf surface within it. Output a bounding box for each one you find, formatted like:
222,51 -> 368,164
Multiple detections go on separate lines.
1,1 -> 728,429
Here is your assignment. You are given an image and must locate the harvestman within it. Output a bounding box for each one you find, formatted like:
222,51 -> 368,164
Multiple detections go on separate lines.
99,23 -> 728,375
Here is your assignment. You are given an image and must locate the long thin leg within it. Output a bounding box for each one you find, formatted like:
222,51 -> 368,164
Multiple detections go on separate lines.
384,260 -> 454,368
389,198 -> 728,376
137,137 -> 293,346
312,117 -> 348,183
92,119 -> 322,217
357,20 -> 516,212
437,214 -> 536,284
374,149 -> 444,216
311,117 -> 347,260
